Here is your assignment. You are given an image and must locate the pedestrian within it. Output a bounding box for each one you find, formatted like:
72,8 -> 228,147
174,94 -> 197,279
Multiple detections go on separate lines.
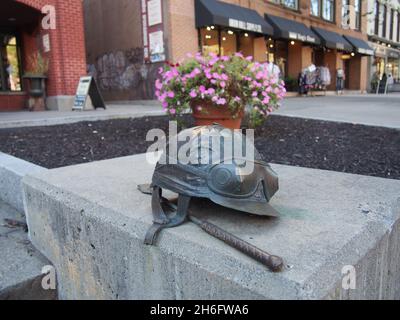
336,68 -> 345,95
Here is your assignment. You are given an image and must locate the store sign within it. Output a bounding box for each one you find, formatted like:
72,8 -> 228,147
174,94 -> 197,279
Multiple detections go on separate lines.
73,77 -> 105,111
358,48 -> 374,56
288,32 -> 316,43
388,50 -> 400,59
229,19 -> 262,33
149,31 -> 166,62
336,43 -> 345,50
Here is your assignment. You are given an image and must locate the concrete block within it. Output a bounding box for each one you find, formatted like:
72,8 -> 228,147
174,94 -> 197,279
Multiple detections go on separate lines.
22,154 -> 400,300
0,201 -> 57,300
0,152 -> 46,213
46,96 -> 75,112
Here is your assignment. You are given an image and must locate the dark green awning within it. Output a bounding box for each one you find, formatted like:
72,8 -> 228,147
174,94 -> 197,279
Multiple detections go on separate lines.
195,0 -> 274,35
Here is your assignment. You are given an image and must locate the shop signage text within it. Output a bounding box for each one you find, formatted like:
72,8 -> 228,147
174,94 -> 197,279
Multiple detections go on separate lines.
288,32 -> 316,43
229,18 -> 262,33
358,48 -> 374,56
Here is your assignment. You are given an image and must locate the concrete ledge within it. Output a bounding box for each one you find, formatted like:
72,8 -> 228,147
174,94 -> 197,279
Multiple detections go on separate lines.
0,152 -> 46,213
22,154 -> 400,300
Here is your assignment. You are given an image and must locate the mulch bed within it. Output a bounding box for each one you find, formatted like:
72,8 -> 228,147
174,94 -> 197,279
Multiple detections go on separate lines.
0,115 -> 399,180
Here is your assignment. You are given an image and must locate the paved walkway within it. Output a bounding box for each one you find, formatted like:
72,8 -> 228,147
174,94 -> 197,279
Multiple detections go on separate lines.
1,94 -> 399,129
276,93 -> 400,129
0,103 -> 164,129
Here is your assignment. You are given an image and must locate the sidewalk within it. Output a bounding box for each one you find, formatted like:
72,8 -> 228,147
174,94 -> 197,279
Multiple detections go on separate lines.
1,94 -> 400,130
276,93 -> 400,129
0,103 -> 164,129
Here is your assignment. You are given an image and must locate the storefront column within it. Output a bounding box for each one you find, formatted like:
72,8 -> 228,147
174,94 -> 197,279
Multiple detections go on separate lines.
348,55 -> 368,92
287,42 -> 312,79
324,50 -> 341,91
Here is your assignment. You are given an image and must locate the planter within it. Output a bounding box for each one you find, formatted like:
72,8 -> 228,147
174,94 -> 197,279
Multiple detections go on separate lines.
23,75 -> 47,98
191,101 -> 244,130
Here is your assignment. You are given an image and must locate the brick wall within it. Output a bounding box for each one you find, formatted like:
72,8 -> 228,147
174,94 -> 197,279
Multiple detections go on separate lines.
17,0 -> 87,97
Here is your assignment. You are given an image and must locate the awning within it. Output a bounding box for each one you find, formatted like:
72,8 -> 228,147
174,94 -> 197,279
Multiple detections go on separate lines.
195,0 -> 273,35
343,35 -> 374,56
311,27 -> 353,51
265,14 -> 320,45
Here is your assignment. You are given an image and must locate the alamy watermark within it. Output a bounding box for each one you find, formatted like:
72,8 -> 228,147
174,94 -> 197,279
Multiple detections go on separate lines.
41,265 -> 56,290
41,5 -> 56,30
146,122 -> 256,175
342,265 -> 356,290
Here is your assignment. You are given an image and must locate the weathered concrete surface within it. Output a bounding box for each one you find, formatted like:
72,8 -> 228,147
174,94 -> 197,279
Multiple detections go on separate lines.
0,152 -> 46,213
0,201 -> 57,300
22,154 -> 400,300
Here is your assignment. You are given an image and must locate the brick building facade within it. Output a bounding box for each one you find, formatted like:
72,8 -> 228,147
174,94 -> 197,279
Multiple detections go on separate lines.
83,0 -> 373,101
0,0 -> 87,111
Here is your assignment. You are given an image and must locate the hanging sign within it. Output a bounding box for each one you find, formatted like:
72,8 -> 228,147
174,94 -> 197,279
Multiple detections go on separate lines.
73,76 -> 106,111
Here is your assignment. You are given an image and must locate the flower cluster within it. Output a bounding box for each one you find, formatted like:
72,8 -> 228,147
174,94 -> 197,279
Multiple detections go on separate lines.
155,52 -> 286,127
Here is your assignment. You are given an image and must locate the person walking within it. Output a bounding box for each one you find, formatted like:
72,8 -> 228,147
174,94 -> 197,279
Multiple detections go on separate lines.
336,68 -> 345,95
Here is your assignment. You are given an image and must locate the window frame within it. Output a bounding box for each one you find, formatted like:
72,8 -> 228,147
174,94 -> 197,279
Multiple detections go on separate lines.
310,0 -> 336,23
390,8 -> 394,40
382,5 -> 387,38
374,1 -> 380,35
397,11 -> 400,43
0,29 -> 23,93
354,0 -> 362,31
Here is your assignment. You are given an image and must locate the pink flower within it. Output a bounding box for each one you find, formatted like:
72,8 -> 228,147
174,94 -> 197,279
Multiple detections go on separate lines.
221,56 -> 229,61
262,97 -> 270,104
162,102 -> 168,109
217,98 -> 226,105
167,91 -> 175,98
190,90 -> 197,98
212,96 -> 219,102
155,79 -> 163,90
235,52 -> 244,58
211,79 -> 217,84
197,106 -> 203,111
169,108 -> 176,115
207,88 -> 215,95
246,56 -> 253,61
213,72 -> 221,79
252,91 -> 258,97
234,96 -> 241,102
221,73 -> 229,81
220,81 -> 226,88
199,85 -> 206,93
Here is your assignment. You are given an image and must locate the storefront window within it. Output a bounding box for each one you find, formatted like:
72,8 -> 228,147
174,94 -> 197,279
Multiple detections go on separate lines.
200,28 -> 219,56
0,33 -> 22,92
199,28 -> 237,57
220,30 -> 237,56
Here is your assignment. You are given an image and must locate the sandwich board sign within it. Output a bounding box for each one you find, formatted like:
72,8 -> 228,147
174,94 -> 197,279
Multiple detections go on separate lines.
73,76 -> 106,110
